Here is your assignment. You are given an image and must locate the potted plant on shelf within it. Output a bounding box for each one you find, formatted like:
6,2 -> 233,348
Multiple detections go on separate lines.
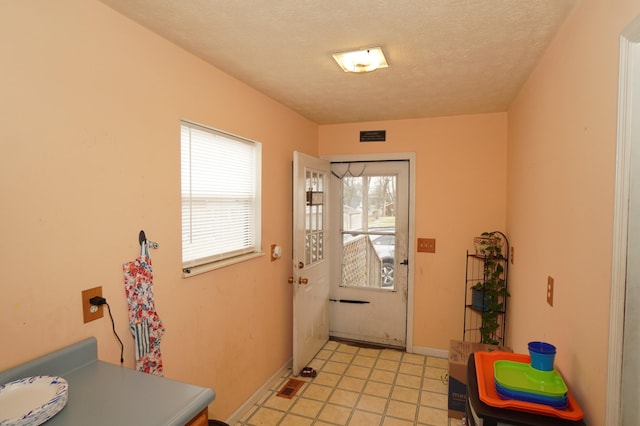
471,231 -> 509,345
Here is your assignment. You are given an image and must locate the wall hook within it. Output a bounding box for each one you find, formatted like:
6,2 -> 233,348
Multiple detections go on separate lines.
138,230 -> 159,249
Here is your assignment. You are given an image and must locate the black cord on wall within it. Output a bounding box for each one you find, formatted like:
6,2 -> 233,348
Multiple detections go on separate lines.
105,302 -> 124,364
90,296 -> 125,364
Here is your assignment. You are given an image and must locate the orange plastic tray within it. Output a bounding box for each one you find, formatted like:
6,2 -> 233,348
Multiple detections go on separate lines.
474,351 -> 584,421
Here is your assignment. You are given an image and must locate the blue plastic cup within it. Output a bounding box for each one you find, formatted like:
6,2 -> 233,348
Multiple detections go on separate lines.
528,341 -> 556,371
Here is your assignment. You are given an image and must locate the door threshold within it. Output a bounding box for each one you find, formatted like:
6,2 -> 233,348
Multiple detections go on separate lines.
329,336 -> 405,351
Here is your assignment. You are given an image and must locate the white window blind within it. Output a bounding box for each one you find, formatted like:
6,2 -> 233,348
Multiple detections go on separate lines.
181,120 -> 261,273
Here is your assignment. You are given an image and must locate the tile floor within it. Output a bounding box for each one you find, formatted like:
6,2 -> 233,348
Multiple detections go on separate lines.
235,340 -> 462,426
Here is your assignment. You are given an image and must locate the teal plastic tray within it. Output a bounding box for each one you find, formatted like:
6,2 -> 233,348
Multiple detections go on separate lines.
494,360 -> 568,397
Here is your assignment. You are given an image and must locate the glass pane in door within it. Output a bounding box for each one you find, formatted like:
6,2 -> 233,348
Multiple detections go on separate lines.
305,169 -> 325,266
341,174 -> 396,289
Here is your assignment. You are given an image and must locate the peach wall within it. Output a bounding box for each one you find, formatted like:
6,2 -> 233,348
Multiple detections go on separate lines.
0,0 -> 316,419
319,114 -> 507,350
506,0 -> 640,423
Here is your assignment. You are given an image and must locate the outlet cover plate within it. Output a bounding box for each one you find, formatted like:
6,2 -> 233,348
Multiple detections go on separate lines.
547,276 -> 554,307
417,238 -> 436,253
82,286 -> 104,323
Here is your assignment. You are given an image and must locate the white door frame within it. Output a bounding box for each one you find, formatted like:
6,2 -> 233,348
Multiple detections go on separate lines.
606,15 -> 640,425
322,152 -> 416,353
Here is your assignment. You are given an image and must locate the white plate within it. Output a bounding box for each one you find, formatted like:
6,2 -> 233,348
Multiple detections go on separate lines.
0,376 -> 68,426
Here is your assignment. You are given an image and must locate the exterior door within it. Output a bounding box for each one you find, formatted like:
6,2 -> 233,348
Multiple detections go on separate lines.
292,151 -> 331,375
329,160 -> 409,348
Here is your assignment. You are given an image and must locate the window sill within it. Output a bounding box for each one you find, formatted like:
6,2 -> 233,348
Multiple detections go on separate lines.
182,252 -> 265,277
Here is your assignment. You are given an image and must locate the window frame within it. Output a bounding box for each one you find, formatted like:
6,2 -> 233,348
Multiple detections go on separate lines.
180,119 -> 262,277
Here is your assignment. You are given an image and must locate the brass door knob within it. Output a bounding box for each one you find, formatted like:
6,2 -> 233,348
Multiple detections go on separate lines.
288,277 -> 295,284
299,277 -> 309,284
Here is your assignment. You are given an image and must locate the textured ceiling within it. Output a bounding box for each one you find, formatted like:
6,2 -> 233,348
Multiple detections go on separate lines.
98,0 -> 578,124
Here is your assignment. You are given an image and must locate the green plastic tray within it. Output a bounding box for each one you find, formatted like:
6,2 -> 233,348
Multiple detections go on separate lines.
494,360 -> 568,397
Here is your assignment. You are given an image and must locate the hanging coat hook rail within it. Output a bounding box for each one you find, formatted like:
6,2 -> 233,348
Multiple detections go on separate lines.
138,230 -> 159,249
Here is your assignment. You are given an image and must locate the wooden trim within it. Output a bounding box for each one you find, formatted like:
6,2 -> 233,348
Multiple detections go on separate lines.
606,18 -> 640,424
185,407 -> 208,426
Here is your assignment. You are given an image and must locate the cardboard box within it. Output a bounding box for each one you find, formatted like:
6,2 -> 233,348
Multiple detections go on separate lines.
447,340 -> 512,419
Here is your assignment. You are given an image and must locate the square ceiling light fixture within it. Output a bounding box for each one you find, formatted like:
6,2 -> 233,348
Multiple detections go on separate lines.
332,47 -> 388,73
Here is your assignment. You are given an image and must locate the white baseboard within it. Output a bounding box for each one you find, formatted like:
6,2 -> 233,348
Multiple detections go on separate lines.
224,358 -> 292,424
411,345 -> 448,359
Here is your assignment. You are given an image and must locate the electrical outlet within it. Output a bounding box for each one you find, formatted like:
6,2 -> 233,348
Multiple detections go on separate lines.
270,244 -> 282,261
417,238 -> 436,253
547,276 -> 554,307
81,286 -> 104,323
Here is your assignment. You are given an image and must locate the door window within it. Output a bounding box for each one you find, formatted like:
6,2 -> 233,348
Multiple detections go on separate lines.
305,169 -> 325,265
341,173 -> 397,289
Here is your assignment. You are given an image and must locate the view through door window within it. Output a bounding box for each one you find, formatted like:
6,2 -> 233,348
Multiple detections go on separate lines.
305,169 -> 325,266
341,173 -> 396,289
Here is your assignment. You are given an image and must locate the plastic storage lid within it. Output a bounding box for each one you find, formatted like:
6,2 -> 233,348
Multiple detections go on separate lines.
494,382 -> 568,409
494,360 -> 568,397
494,379 -> 567,404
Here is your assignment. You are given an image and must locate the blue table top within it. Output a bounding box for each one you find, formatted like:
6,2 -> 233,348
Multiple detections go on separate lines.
0,338 -> 215,426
